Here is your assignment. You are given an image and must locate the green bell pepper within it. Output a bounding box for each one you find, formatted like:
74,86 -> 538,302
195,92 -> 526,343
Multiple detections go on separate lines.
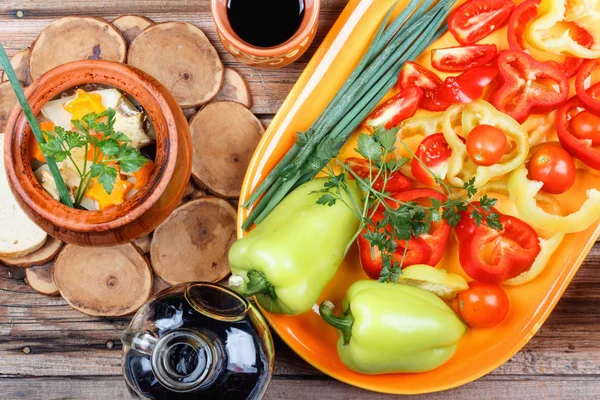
320,280 -> 466,374
228,178 -> 363,315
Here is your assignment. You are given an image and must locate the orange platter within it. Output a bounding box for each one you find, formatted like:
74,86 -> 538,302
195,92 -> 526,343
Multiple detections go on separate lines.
237,0 -> 600,394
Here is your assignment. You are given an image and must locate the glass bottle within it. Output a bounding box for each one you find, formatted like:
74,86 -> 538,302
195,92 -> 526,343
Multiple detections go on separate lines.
121,283 -> 274,399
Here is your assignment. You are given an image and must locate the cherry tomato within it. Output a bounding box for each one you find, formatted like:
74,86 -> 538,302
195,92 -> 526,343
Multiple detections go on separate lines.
528,144 -> 576,194
570,110 -> 600,146
436,66 -> 498,104
453,281 -> 509,328
411,133 -> 452,186
398,61 -> 442,91
346,157 -> 412,193
466,124 -> 507,166
448,0 -> 515,45
430,44 -> 497,72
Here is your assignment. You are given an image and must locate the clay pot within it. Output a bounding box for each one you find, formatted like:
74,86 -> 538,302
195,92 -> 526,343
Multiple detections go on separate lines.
211,0 -> 320,69
3,60 -> 192,246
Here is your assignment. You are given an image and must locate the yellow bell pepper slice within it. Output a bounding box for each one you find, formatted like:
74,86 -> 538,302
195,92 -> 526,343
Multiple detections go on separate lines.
525,0 -> 600,59
507,163 -> 600,233
442,100 -> 529,188
395,111 -> 444,142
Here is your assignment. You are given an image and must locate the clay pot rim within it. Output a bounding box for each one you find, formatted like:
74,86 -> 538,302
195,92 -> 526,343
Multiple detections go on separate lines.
3,60 -> 178,232
210,0 -> 320,57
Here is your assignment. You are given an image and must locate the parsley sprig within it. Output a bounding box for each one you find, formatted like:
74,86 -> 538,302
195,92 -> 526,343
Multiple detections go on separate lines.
313,127 -> 502,283
39,108 -> 149,208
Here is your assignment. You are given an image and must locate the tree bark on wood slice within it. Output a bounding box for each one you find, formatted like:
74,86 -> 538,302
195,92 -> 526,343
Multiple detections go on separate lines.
0,263 -> 26,280
133,234 -> 152,254
53,244 -> 153,316
0,81 -> 19,132
150,197 -> 236,285
153,276 -> 170,295
25,263 -> 59,296
111,15 -> 153,46
127,22 -> 224,108
0,236 -> 62,268
29,17 -> 127,80
215,68 -> 252,108
1,48 -> 32,86
190,101 -> 263,197
182,106 -> 198,120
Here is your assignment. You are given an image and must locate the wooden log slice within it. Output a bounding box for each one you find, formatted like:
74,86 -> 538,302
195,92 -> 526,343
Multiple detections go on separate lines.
0,81 -> 19,132
29,17 -> 127,80
25,263 -> 59,296
127,22 -> 224,108
53,244 -> 153,316
1,48 -> 32,85
190,101 -> 263,197
133,234 -> 152,254
0,236 -> 63,268
150,197 -> 236,285
112,15 -> 153,45
153,276 -> 170,295
215,68 -> 252,108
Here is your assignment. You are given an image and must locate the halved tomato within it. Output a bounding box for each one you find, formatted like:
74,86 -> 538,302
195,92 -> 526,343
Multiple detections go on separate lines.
431,44 -> 497,72
398,61 -> 442,91
411,133 -> 452,186
448,0 -> 514,45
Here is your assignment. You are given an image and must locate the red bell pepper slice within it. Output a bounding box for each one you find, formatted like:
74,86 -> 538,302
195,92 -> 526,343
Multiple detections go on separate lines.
448,0 -> 514,45
430,44 -> 497,72
456,207 -> 541,284
575,59 -> 600,116
365,86 -> 423,130
357,210 -> 430,279
388,189 -> 451,266
454,201 -> 500,242
436,66 -> 498,104
346,157 -> 412,193
557,85 -> 600,170
398,61 -> 442,91
507,0 -> 592,78
411,133 -> 452,186
489,50 -> 569,123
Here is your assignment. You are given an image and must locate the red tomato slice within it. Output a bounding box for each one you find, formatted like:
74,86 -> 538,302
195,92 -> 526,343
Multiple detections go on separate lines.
431,44 -> 497,72
448,0 -> 514,45
398,61 -> 442,91
346,157 -> 412,193
411,133 -> 452,186
436,66 -> 498,104
421,89 -> 451,112
365,86 -> 423,130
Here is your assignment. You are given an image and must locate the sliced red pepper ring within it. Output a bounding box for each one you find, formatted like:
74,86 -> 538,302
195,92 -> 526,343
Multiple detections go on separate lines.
398,61 -> 442,91
345,157 -> 412,193
489,50 -> 569,124
448,0 -> 514,45
430,44 -> 497,72
387,189 -> 451,266
457,210 -> 541,284
365,86 -> 423,130
557,85 -> 600,170
454,201 -> 500,243
357,210 -> 430,279
411,133 -> 452,186
507,0 -> 589,78
576,59 -> 600,116
436,66 -> 498,104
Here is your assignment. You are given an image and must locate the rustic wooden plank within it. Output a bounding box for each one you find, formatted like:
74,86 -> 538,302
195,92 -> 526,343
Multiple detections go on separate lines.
0,9 -> 341,115
0,375 -> 599,399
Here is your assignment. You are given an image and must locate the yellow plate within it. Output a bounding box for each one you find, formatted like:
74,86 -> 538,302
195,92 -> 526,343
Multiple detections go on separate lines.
238,0 -> 600,394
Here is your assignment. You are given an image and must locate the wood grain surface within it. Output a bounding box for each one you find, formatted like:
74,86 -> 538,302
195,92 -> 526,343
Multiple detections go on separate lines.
1,1 -> 599,399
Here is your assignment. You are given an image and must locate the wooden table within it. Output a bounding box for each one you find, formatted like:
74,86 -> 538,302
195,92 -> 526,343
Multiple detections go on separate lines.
0,1 -> 599,399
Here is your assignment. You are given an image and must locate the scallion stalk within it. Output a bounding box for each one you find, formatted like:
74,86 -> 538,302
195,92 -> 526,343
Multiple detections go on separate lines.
0,44 -> 73,207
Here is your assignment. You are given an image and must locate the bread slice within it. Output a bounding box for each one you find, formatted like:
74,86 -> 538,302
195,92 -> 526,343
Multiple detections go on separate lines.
0,134 -> 47,257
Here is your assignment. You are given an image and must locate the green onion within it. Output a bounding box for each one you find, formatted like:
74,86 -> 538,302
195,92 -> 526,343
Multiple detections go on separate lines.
0,44 -> 73,207
242,0 -> 456,230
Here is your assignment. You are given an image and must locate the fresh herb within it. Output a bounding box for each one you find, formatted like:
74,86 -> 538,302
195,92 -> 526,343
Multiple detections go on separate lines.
40,108 -> 148,208
242,0 -> 457,230
313,128 -> 502,283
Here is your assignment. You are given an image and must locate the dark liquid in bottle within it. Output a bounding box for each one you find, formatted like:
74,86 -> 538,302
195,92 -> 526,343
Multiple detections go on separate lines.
227,0 -> 305,47
123,290 -> 271,399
